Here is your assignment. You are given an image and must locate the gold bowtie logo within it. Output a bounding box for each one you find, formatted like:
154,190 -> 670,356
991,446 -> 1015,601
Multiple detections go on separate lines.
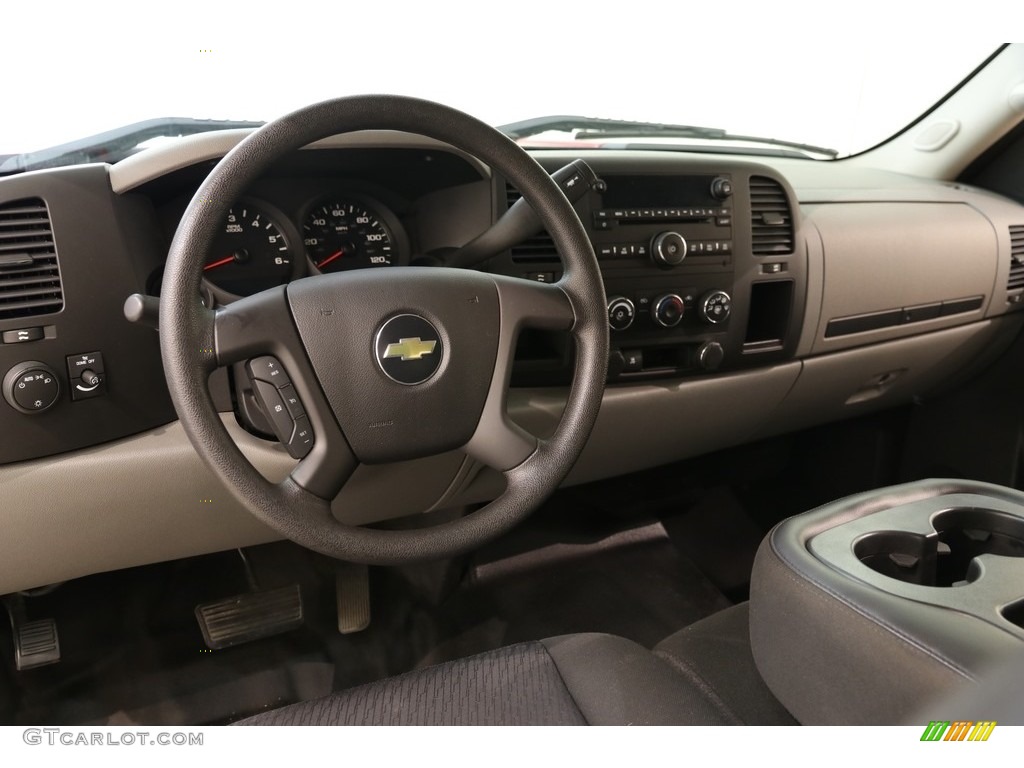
383,337 -> 437,361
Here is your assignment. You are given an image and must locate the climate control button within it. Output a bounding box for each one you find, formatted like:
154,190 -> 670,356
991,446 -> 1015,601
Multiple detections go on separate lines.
699,290 -> 732,324
607,296 -> 636,331
651,294 -> 685,328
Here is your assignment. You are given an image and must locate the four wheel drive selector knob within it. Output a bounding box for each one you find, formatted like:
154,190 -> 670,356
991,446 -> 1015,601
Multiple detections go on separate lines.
651,231 -> 687,268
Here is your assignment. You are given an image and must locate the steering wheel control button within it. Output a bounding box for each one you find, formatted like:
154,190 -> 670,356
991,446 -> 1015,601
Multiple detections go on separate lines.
4,361 -> 60,414
375,314 -> 443,386
699,290 -> 732,324
651,231 -> 688,268
252,380 -> 297,444
3,327 -> 44,344
247,356 -> 291,387
652,294 -> 685,328
287,416 -> 314,459
607,296 -> 636,331
278,385 -> 305,419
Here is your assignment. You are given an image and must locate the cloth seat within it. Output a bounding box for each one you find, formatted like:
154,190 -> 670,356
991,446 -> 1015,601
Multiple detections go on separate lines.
238,604 -> 794,726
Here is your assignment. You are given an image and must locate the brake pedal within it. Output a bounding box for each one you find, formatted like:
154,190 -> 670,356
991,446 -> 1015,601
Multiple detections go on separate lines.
4,595 -> 61,671
336,563 -> 370,634
195,585 -> 303,650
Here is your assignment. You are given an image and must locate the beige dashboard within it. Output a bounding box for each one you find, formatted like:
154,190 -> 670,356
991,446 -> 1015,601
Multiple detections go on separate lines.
1,132 -> 1023,594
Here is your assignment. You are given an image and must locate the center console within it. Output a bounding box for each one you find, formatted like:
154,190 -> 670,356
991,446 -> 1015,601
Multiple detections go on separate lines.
497,159 -> 807,385
749,479 -> 1024,725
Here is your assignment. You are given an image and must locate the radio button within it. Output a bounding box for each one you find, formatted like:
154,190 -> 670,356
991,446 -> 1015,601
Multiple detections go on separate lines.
651,231 -> 688,267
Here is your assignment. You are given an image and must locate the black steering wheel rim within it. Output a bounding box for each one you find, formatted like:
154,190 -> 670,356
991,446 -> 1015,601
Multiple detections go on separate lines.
160,95 -> 607,564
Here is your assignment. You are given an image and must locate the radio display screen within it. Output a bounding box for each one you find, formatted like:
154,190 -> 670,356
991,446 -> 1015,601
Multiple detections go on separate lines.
602,175 -> 719,208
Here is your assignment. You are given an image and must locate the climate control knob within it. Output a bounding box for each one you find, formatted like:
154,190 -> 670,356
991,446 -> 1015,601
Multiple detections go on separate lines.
699,290 -> 732,324
651,294 -> 685,328
607,296 -> 636,331
651,232 -> 687,268
3,361 -> 60,415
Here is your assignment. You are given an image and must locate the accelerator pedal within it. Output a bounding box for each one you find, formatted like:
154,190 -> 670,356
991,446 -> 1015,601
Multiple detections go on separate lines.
335,563 -> 370,634
3,595 -> 61,671
196,585 -> 303,650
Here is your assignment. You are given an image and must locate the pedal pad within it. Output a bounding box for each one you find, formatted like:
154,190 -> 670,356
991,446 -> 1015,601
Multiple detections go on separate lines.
4,596 -> 61,671
195,585 -> 303,650
335,563 -> 370,635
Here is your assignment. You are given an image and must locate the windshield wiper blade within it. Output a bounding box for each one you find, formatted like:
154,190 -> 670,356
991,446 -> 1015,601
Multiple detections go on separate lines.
0,117 -> 265,174
498,115 -> 838,159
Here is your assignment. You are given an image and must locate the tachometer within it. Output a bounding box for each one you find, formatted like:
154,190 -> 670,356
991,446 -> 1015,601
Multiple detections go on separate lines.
203,202 -> 297,296
303,198 -> 396,272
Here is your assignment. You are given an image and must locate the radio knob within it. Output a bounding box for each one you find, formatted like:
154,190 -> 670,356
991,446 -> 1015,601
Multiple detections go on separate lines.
710,177 -> 733,199
651,294 -> 685,328
607,296 -> 636,331
651,232 -> 687,268
696,341 -> 725,371
699,290 -> 732,324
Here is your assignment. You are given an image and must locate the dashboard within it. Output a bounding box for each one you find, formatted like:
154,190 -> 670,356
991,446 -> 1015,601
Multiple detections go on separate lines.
2,129 -> 1024,594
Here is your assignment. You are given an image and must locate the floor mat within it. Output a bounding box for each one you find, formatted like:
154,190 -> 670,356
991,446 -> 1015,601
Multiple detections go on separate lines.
419,519 -> 731,667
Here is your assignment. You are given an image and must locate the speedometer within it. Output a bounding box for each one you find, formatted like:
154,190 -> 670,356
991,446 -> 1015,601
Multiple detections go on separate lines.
303,198 -> 396,272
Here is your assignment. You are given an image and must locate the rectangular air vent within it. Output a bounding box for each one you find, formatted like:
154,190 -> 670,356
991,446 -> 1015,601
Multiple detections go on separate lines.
506,184 -> 558,264
0,198 -> 63,320
1008,225 -> 1024,292
750,176 -> 794,256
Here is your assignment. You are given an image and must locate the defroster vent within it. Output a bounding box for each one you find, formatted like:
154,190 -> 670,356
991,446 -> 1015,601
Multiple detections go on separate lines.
506,184 -> 558,264
750,176 -> 794,256
1008,225 -> 1024,292
0,198 -> 63,320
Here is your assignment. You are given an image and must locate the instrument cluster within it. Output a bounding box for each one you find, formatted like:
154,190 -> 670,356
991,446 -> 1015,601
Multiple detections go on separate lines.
199,192 -> 408,299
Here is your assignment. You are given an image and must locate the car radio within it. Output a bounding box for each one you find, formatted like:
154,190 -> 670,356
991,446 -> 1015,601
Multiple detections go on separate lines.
588,174 -> 737,378
502,163 -> 802,387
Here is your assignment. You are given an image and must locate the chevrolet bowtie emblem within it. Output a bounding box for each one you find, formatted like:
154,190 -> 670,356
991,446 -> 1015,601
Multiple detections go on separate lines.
383,337 -> 438,361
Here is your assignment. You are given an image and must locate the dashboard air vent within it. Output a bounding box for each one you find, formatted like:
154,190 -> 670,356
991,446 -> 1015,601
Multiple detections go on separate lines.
0,198 -> 63,320
750,176 -> 794,256
506,184 -> 558,264
1008,225 -> 1024,292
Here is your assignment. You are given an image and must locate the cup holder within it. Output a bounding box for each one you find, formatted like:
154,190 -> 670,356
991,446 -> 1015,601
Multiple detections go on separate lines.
1003,599 -> 1024,630
854,507 -> 1024,587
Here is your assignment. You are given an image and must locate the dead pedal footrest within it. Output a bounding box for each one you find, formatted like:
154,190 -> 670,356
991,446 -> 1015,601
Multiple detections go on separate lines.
195,585 -> 303,650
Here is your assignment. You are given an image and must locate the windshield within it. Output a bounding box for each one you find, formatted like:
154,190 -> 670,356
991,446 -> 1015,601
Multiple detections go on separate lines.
1,5 -> 998,164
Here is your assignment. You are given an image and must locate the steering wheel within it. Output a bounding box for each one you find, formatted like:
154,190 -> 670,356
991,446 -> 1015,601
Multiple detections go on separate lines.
160,95 -> 608,564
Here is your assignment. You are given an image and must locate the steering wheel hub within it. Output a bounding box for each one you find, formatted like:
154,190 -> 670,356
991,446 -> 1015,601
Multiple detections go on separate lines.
375,315 -> 443,385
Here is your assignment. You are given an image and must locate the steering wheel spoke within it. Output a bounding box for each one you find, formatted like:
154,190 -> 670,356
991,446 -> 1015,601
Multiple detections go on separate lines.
212,286 -> 359,500
462,275 -> 576,471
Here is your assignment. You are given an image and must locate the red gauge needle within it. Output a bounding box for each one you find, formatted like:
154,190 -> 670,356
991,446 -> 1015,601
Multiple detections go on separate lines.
204,255 -> 235,271
317,249 -> 345,269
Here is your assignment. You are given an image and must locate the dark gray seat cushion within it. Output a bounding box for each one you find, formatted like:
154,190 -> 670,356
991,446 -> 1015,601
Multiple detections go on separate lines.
238,630 -> 747,726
